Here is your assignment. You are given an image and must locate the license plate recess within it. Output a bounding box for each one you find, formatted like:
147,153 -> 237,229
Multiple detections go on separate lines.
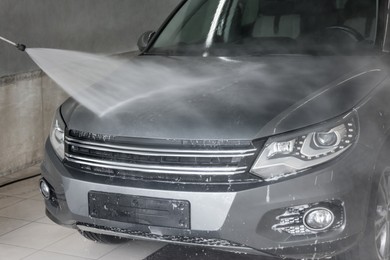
88,191 -> 190,229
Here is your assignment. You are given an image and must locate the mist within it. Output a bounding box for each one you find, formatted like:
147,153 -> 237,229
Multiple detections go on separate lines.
26,48 -> 218,117
25,47 -> 382,141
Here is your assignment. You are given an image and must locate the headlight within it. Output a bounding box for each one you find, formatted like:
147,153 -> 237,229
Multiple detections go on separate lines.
251,112 -> 359,181
49,108 -> 66,160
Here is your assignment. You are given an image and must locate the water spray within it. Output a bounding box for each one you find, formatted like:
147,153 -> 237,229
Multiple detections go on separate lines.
0,36 -> 26,51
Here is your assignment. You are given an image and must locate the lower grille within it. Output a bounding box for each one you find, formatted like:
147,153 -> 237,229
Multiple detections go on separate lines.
77,224 -> 248,249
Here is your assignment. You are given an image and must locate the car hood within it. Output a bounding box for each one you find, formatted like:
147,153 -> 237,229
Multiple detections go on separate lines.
62,55 -> 387,141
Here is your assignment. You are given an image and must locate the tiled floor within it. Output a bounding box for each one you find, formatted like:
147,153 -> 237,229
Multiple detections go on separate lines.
0,165 -> 166,260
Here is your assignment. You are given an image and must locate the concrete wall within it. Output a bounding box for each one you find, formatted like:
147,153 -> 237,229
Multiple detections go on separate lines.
0,72 -> 68,176
0,0 -> 179,77
0,0 -> 180,176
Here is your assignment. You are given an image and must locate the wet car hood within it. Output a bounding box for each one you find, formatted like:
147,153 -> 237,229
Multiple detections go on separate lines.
62,55 -> 387,141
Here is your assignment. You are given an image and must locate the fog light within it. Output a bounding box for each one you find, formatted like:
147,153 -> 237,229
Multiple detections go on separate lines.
39,180 -> 51,200
304,208 -> 334,231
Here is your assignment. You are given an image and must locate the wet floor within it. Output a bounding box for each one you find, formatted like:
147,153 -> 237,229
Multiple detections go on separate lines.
147,245 -> 280,260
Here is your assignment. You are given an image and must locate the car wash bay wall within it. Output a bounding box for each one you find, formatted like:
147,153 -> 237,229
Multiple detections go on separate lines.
0,0 -> 179,176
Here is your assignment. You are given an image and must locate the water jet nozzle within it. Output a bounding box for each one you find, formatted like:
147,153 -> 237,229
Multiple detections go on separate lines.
0,36 -> 26,51
16,44 -> 26,52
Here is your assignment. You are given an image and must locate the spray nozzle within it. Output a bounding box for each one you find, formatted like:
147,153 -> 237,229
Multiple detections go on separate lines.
16,44 -> 26,52
0,36 -> 26,51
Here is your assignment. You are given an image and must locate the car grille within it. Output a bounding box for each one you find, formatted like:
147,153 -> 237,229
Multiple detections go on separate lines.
65,130 -> 262,184
77,223 -> 248,249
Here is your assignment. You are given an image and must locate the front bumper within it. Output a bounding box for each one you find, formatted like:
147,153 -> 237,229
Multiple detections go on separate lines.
41,140 -> 374,259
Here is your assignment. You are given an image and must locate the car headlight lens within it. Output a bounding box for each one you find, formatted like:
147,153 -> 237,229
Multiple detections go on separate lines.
314,132 -> 338,147
49,108 -> 66,160
250,113 -> 358,181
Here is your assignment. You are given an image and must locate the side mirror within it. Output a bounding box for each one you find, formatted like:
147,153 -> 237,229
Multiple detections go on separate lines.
137,31 -> 155,52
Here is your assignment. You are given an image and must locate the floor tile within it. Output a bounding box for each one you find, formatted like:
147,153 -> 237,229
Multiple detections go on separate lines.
0,244 -> 36,260
34,216 -> 55,225
0,222 -> 74,250
23,251 -> 91,260
45,233 -> 119,259
146,245 -> 276,260
99,240 -> 166,260
0,199 -> 45,221
29,193 -> 44,201
0,217 -> 29,236
0,195 -> 24,210
0,177 -> 41,199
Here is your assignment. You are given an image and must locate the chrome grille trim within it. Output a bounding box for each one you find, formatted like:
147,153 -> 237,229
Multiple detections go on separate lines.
65,137 -> 257,156
65,134 -> 259,176
66,154 -> 248,175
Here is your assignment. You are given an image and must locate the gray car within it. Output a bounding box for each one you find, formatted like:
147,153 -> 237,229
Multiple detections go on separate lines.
41,0 -> 390,259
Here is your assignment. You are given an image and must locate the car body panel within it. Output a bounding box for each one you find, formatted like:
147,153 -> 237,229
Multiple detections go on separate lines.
62,55 -> 387,141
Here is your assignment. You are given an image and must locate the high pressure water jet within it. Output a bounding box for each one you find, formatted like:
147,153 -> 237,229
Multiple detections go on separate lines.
0,36 -> 26,51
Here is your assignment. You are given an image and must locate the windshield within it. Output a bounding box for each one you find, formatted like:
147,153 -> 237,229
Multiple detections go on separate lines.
148,0 -> 378,56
